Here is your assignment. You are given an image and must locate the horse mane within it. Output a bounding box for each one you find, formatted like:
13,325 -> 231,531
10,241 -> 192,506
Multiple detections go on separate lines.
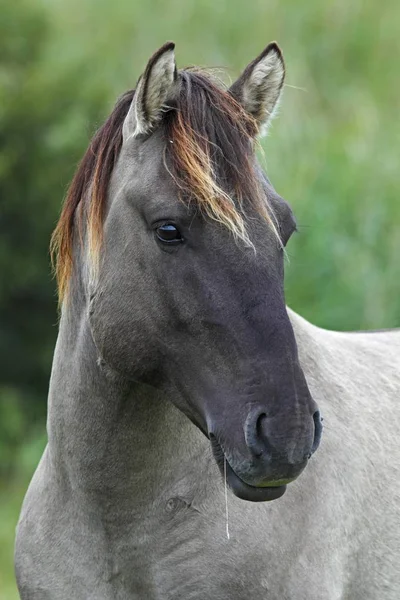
51,69 -> 279,302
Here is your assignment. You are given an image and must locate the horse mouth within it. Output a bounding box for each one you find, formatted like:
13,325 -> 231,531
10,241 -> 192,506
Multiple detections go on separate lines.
210,436 -> 288,503
223,457 -> 287,502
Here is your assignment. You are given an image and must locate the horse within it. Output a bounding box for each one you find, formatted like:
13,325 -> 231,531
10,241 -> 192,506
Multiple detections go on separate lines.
15,42 -> 400,599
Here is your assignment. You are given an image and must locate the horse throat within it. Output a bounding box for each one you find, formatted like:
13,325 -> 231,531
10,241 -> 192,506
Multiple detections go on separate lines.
46,299 -> 208,513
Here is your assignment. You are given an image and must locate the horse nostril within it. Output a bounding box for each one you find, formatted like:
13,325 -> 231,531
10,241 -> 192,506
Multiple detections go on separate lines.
255,412 -> 266,435
245,410 -> 268,457
311,410 -> 323,455
246,408 -> 323,463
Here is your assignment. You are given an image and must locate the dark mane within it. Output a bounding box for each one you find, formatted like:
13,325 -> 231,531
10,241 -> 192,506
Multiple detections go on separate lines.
50,89 -> 134,301
51,70 -> 277,302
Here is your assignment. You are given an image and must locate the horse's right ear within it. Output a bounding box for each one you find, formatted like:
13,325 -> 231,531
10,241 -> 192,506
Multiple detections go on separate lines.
123,42 -> 177,141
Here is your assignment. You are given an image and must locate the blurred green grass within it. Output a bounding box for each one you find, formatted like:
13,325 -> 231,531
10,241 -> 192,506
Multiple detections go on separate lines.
0,482 -> 26,600
0,433 -> 46,599
1,0 -> 400,596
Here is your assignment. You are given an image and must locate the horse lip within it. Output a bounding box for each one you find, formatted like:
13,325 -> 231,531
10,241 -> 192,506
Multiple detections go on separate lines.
224,458 -> 287,502
210,436 -> 288,503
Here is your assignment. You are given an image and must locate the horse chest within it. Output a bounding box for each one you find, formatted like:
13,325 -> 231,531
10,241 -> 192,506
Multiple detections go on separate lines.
16,464 -> 389,600
98,495 -> 323,600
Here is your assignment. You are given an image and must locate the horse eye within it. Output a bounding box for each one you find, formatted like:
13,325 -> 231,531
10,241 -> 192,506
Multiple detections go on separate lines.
156,223 -> 184,244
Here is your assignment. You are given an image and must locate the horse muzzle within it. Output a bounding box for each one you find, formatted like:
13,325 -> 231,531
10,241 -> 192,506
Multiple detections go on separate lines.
210,409 -> 323,502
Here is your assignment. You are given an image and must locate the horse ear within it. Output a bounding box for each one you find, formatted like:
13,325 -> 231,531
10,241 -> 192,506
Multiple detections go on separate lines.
123,42 -> 177,140
229,42 -> 285,135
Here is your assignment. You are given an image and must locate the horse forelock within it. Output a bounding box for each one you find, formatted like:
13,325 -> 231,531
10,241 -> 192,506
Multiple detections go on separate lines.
165,70 -> 274,248
51,69 -> 281,303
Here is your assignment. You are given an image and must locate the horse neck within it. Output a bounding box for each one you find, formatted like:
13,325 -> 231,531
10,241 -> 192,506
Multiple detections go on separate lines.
46,286 -> 207,507
287,307 -> 321,360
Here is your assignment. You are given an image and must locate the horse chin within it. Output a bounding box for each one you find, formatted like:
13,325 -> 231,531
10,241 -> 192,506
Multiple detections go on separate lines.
224,458 -> 287,502
210,436 -> 288,502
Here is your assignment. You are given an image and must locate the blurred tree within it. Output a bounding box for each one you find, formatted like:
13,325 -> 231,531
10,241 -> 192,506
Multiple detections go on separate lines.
0,0 -> 106,472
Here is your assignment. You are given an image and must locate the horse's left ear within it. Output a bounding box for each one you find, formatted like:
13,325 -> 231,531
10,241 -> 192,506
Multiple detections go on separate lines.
123,42 -> 177,140
229,42 -> 285,135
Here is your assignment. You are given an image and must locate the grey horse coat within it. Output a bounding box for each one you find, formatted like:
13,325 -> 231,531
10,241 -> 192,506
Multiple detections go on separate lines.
15,43 -> 400,599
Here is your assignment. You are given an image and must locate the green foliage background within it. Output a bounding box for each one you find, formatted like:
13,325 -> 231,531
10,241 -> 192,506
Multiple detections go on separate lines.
0,0 -> 399,596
